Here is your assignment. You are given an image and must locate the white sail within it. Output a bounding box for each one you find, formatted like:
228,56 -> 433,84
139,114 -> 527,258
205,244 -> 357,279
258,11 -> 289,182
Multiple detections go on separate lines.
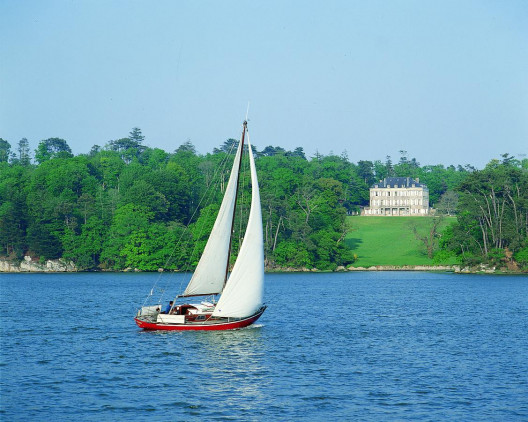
182,140 -> 243,297
212,137 -> 264,318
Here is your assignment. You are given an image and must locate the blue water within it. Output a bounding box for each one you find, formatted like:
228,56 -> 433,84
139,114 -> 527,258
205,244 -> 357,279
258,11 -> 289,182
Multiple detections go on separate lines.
1,272 -> 527,421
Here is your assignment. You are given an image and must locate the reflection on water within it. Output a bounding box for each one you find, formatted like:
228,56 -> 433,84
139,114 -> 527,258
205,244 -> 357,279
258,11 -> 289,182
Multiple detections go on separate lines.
189,326 -> 267,404
137,323 -> 269,414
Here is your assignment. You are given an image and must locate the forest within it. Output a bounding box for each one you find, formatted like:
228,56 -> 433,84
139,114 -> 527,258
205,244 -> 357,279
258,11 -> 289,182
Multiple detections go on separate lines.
1,130 -> 527,271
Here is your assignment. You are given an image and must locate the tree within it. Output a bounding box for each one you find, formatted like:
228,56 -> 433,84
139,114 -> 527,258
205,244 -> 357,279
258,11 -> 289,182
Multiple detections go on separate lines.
140,148 -> 169,169
373,160 -> 387,181
26,219 -> 63,259
146,166 -> 190,221
129,127 -> 145,144
94,150 -> 124,190
100,204 -> 154,269
260,146 -> 286,157
121,179 -> 168,219
213,138 -> 238,154
0,163 -> 31,256
412,215 -> 444,258
436,191 -> 459,216
67,216 -> 105,269
34,138 -> 73,163
17,138 -> 31,165
175,140 -> 196,155
357,160 -> 375,185
0,138 -> 11,162
89,145 -> 101,157
385,155 -> 394,177
394,150 -> 420,177
290,147 -> 306,160
444,161 -> 528,264
274,241 -> 312,268
107,128 -> 146,164
108,137 -> 138,152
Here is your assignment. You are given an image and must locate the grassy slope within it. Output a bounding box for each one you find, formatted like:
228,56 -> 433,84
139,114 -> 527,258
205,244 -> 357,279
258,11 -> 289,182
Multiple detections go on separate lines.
345,216 -> 457,267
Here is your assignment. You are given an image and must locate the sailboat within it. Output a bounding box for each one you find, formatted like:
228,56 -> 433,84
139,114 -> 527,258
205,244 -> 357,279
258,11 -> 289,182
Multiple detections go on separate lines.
134,120 -> 266,330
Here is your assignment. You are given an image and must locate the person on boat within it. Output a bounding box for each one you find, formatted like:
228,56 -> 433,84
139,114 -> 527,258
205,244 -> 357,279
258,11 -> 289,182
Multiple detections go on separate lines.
162,300 -> 173,314
169,306 -> 181,315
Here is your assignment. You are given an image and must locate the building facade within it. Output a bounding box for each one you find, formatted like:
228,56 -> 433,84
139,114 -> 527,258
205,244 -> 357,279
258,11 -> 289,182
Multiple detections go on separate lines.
362,177 -> 430,216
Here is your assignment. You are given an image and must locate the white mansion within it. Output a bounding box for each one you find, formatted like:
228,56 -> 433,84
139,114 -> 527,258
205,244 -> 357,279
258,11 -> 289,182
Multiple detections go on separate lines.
362,177 -> 430,216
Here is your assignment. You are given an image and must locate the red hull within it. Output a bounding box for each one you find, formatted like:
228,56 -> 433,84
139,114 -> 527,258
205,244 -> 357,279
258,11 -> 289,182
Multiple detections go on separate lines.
135,307 -> 266,331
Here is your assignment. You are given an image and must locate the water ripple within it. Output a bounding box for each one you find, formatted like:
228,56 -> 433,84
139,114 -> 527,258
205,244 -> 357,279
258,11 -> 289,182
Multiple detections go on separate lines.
1,272 -> 527,420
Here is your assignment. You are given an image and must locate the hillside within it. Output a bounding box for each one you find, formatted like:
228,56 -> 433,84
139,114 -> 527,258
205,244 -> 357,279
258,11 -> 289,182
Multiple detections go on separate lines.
345,216 -> 457,267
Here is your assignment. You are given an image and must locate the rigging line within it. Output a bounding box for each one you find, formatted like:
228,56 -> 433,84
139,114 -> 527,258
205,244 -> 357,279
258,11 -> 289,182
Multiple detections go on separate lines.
143,140 -> 239,307
224,121 -> 247,285
176,140 -> 239,273
170,143 -> 239,299
238,135 -> 251,248
163,139 -> 242,302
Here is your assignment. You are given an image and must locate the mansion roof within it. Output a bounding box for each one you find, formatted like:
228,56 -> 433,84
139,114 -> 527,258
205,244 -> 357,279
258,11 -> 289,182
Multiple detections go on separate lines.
372,177 -> 425,189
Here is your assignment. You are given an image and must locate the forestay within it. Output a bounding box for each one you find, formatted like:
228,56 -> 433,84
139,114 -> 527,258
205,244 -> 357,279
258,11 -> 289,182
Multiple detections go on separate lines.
182,140 -> 243,297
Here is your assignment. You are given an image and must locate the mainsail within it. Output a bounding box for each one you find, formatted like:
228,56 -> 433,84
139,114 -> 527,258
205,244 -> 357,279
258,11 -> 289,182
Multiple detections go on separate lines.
212,135 -> 264,318
182,139 -> 243,297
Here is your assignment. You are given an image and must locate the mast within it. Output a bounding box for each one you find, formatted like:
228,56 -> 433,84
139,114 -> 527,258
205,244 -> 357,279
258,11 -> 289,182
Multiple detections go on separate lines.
224,120 -> 247,286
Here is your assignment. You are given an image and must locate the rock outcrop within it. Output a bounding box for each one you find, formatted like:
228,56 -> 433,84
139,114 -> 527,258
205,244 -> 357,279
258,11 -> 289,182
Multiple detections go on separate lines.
0,256 -> 77,272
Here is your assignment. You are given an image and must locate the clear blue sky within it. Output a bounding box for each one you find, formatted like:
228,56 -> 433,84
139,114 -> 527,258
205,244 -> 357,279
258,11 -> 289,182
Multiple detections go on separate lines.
1,0 -> 527,168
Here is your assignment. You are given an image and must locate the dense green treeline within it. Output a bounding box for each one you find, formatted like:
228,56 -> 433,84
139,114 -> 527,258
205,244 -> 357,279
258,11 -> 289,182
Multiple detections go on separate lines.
440,157 -> 528,269
1,132 -> 526,271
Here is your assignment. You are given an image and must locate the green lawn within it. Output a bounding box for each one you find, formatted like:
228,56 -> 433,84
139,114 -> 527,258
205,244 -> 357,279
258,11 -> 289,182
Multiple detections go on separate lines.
345,216 -> 457,267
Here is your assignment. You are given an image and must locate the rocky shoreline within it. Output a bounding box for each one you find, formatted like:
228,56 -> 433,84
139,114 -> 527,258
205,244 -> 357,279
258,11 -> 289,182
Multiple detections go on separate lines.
1,256 -> 523,274
0,256 -> 77,273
